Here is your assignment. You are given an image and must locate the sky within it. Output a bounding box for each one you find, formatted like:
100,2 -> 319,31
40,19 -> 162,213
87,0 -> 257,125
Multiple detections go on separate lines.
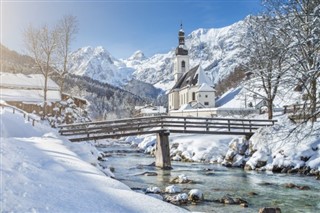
1,0 -> 262,59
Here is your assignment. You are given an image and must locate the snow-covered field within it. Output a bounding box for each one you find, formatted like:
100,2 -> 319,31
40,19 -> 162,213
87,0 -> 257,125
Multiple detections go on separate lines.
0,108 -> 187,213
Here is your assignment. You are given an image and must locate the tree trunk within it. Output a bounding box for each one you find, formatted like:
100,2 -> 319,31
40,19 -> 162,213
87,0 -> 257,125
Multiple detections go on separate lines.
267,99 -> 273,120
310,79 -> 317,123
43,72 -> 48,119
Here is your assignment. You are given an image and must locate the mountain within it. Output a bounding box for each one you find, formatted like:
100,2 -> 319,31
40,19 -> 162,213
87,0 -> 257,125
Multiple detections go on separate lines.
0,44 -> 40,74
68,19 -> 248,92
122,19 -> 248,90
67,46 -> 134,87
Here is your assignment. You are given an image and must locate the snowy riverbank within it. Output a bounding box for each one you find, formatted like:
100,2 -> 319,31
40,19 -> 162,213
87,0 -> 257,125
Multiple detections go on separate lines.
127,113 -> 320,177
1,108 -> 188,212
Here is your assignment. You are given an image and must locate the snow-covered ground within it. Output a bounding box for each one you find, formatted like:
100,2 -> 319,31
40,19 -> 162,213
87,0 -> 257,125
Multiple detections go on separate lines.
125,85 -> 319,174
0,107 -> 187,213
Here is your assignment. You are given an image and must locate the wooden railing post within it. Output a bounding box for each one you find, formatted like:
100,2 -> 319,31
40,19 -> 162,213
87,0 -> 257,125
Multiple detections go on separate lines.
206,118 -> 209,131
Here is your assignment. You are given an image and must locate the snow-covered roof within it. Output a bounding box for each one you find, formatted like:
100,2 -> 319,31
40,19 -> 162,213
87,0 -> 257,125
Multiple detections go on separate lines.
1,89 -> 61,103
197,83 -> 215,92
0,72 -> 60,90
195,66 -> 212,86
171,65 -> 213,91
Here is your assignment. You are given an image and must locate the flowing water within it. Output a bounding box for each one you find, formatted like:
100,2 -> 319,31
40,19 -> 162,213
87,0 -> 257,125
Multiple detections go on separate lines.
97,140 -> 320,213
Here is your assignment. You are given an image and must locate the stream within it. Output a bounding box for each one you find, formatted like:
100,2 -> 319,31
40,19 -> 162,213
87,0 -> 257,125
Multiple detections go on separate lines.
96,140 -> 320,213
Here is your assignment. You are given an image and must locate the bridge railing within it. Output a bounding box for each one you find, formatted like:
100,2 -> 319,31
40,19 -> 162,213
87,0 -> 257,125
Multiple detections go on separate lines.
0,102 -> 39,126
58,116 -> 276,142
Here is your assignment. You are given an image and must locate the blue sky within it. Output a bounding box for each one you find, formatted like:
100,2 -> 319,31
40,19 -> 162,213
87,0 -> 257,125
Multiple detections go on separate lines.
1,0 -> 262,59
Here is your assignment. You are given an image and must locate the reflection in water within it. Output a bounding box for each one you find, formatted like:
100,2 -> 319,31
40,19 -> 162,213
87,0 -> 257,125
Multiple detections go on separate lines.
98,141 -> 320,213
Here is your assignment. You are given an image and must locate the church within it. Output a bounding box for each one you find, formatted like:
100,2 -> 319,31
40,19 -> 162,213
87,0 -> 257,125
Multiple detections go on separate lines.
168,25 -> 215,113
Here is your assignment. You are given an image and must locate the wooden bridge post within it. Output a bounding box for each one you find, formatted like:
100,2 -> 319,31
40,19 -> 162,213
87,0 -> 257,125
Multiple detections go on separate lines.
155,130 -> 172,170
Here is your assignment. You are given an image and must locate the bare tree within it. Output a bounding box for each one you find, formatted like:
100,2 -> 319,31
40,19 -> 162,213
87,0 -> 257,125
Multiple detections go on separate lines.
24,24 -> 58,118
56,15 -> 78,95
262,0 -> 320,122
244,15 -> 290,119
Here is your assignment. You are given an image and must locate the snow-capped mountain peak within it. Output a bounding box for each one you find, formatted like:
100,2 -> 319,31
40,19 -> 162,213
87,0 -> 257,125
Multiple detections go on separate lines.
68,19 -> 248,91
128,50 -> 147,61
68,46 -> 133,87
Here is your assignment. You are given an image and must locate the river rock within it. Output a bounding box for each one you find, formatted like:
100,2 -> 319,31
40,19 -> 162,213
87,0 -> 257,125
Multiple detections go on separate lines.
258,207 -> 281,213
244,164 -> 253,170
224,149 -> 237,162
240,203 -> 248,207
218,195 -> 247,205
284,183 -> 296,188
139,171 -> 157,176
165,193 -> 188,205
248,191 -> 258,196
165,185 -> 182,194
283,183 -> 311,190
146,186 -> 161,194
188,189 -> 204,202
170,174 -> 193,184
256,160 -> 267,168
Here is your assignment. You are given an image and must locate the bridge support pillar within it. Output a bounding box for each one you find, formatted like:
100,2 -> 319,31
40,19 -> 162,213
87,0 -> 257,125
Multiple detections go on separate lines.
155,130 -> 172,169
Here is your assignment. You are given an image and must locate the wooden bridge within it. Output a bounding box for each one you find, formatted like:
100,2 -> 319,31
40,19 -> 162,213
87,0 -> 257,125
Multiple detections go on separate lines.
58,116 -> 276,169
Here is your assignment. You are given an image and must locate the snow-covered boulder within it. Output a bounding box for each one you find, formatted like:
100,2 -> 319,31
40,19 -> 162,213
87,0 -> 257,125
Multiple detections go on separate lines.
165,185 -> 182,194
146,186 -> 161,194
165,193 -> 188,205
170,174 -> 193,184
188,189 -> 204,202
138,135 -> 156,150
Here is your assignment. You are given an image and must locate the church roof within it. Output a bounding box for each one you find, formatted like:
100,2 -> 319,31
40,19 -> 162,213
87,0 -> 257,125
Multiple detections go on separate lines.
171,65 -> 199,90
198,83 -> 215,92
171,65 -> 213,91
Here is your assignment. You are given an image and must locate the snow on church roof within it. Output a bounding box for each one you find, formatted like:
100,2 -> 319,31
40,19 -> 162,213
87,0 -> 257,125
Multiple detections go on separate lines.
198,83 -> 215,92
171,64 -> 213,91
196,66 -> 213,87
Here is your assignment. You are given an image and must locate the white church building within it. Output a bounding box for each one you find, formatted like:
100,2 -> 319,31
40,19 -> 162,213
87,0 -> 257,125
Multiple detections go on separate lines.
168,25 -> 216,116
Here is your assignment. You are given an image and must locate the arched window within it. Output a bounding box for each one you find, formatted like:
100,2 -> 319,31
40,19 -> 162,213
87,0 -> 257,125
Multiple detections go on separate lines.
181,60 -> 186,73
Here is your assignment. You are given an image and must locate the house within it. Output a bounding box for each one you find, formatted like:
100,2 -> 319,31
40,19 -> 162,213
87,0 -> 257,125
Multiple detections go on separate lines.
168,24 -> 215,115
61,93 -> 87,109
134,105 -> 167,117
0,72 -> 61,115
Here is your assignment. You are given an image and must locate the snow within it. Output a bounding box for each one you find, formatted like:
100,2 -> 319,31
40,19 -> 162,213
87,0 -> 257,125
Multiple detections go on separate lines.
1,108 -> 187,213
246,114 -> 320,171
0,72 -> 61,103
197,83 -> 215,92
1,88 -> 61,103
165,185 -> 182,194
68,46 -> 134,87
196,66 -> 213,87
68,19 -> 248,92
0,72 -> 60,90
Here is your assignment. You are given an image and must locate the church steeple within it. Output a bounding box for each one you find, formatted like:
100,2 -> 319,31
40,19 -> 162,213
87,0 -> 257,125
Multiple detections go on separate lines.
173,23 -> 189,82
175,23 -> 188,56
179,23 -> 185,46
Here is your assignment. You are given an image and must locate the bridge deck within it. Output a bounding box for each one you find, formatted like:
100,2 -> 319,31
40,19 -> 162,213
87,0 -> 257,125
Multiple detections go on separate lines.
58,116 -> 276,142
